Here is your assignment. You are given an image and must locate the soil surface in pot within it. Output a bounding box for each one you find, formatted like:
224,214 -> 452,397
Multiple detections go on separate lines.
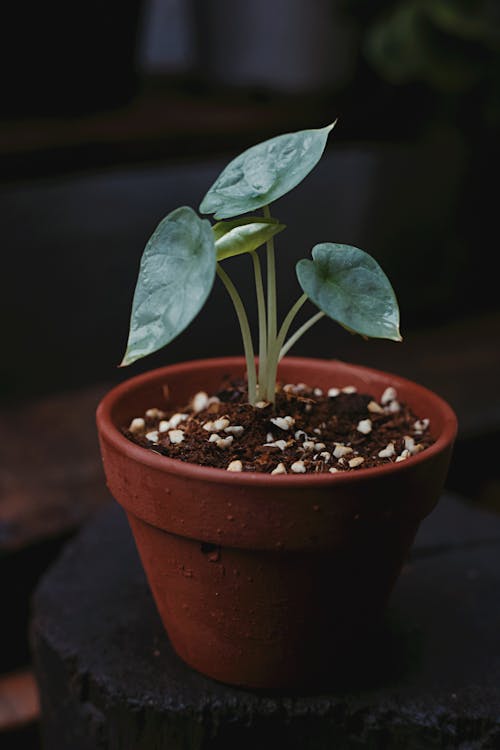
122,379 -> 435,474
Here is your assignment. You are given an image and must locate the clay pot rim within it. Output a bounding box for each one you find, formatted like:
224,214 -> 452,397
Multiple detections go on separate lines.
96,356 -> 457,487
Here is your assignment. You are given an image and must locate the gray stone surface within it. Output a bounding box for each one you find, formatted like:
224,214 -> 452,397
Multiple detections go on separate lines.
32,493 -> 500,749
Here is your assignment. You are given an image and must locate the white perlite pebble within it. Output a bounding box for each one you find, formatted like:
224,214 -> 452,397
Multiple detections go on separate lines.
381,387 -> 397,405
227,460 -> 243,472
168,429 -> 185,444
209,434 -> 234,449
404,436 -> 416,453
404,436 -> 424,455
145,408 -> 165,418
329,467 -> 339,473
356,419 -> 372,435
314,442 -> 326,451
320,451 -> 331,461
295,430 -> 307,441
224,425 -> 244,436
145,431 -> 159,443
348,456 -> 365,468
387,400 -> 401,413
414,418 -> 430,433
333,444 -> 353,459
342,385 -> 357,394
255,401 -> 270,409
291,460 -> 306,473
313,387 -> 323,397
169,413 -> 188,429
302,441 -> 316,452
192,391 -> 209,412
129,417 -> 145,433
271,415 -> 295,431
158,420 -> 170,433
367,400 -> 384,414
213,417 -> 230,431
264,440 -> 288,451
203,417 -> 230,432
395,449 -> 411,462
378,442 -> 395,458
327,387 -> 340,398
271,463 -> 287,475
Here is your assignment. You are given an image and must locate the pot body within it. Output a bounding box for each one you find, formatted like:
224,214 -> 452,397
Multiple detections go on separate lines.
96,357 -> 457,688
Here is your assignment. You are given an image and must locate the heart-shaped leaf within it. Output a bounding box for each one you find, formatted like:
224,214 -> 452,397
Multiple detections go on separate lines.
296,243 -> 402,341
121,206 -> 216,366
199,123 -> 336,219
214,218 -> 286,261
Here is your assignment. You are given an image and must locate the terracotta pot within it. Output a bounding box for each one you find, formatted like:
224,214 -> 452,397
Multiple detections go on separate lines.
96,357 -> 457,689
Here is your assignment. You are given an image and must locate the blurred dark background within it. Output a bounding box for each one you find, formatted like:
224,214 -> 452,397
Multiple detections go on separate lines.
1,0 -> 499,744
1,0 -> 499,401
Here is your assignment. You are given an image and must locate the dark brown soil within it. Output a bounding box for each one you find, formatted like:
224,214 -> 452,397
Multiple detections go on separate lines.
122,379 -> 435,474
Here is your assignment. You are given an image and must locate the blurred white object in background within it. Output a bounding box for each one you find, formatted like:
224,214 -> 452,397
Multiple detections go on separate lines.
138,0 -> 197,74
194,0 -> 359,93
138,0 -> 358,93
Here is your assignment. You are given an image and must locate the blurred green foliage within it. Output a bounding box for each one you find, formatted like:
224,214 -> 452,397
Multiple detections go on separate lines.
349,0 -> 500,126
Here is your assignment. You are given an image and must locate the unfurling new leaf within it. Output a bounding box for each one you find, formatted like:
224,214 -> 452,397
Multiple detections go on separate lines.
214,218 -> 286,261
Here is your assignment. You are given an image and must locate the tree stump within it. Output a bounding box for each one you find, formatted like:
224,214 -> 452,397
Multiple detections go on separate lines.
31,494 -> 500,750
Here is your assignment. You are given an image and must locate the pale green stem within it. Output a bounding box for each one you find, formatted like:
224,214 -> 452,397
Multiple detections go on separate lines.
250,250 -> 267,400
266,293 -> 308,403
263,205 -> 277,358
279,311 -> 325,360
216,264 -> 257,404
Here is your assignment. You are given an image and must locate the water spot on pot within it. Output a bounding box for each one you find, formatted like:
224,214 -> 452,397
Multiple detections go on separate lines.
226,514 -> 234,521
216,528 -> 222,535
201,542 -> 220,562
164,488 -> 171,495
181,566 -> 193,578
227,501 -> 232,507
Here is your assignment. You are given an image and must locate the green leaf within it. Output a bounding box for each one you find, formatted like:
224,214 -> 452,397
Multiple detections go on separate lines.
120,206 -> 216,366
214,218 -> 286,261
296,243 -> 402,342
199,123 -> 336,219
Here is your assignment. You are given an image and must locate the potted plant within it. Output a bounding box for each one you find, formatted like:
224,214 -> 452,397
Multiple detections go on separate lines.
96,123 -> 457,689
